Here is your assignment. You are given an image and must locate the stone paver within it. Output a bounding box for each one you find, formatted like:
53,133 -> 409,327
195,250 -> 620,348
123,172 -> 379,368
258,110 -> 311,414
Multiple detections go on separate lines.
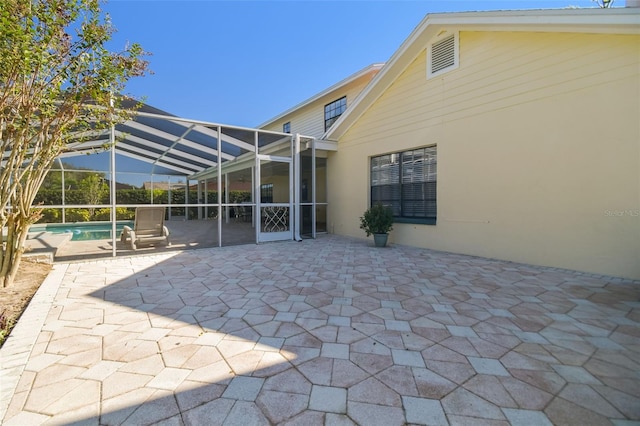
1,235 -> 639,425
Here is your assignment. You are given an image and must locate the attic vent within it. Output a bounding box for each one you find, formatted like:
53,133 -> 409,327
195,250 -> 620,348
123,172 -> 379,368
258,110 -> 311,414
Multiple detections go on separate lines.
427,32 -> 459,78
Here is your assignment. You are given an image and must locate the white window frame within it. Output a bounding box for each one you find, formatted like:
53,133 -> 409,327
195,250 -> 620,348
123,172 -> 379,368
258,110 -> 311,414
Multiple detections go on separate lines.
427,31 -> 459,79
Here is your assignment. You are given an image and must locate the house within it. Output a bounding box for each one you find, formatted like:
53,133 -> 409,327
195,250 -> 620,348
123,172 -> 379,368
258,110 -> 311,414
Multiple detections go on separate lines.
259,63 -> 383,138
33,6 -> 638,279
142,181 -> 187,191
253,64 -> 383,235
313,7 -> 640,279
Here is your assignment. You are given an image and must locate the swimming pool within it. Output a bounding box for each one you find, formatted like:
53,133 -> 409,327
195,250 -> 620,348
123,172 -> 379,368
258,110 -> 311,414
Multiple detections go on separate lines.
30,221 -> 134,241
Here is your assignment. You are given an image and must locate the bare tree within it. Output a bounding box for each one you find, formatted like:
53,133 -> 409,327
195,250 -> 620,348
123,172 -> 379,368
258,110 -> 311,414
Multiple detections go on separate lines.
0,0 -> 149,286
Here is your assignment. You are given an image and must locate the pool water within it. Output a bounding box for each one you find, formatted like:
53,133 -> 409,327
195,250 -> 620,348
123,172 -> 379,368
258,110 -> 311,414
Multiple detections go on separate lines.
30,222 -> 134,241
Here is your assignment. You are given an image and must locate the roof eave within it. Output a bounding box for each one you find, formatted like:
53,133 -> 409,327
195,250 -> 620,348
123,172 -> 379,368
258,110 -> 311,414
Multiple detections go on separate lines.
324,8 -> 640,141
256,63 -> 385,129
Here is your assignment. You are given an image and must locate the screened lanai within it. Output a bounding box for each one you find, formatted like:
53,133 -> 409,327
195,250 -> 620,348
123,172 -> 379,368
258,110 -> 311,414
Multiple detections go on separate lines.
26,102 -> 330,259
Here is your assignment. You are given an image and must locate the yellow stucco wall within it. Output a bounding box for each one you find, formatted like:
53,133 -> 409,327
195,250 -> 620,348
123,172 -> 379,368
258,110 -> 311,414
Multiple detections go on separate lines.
329,31 -> 640,279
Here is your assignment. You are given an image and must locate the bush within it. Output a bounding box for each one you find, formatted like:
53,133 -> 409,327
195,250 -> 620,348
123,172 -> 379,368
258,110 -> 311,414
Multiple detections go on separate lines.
34,189 -> 98,205
92,208 -> 110,221
116,207 -> 136,220
92,207 -> 135,221
360,203 -> 394,236
229,191 -> 251,204
65,208 -> 91,222
37,208 -> 61,223
116,189 -> 156,204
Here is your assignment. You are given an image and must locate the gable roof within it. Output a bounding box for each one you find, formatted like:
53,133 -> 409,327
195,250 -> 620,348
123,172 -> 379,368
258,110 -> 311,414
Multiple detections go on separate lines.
324,8 -> 640,141
257,63 -> 384,129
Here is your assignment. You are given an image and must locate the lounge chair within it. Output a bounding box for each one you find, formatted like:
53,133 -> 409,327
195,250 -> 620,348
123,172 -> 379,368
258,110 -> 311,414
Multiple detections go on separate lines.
120,206 -> 170,250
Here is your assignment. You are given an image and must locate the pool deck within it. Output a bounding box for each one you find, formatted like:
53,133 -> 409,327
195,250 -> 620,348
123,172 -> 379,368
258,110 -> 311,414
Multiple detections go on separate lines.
1,235 -> 639,425
25,219 -> 254,262
23,231 -> 73,263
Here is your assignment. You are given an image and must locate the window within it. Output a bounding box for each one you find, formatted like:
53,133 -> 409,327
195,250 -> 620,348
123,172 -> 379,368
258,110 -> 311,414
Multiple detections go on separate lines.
261,183 -> 273,203
324,96 -> 347,131
427,32 -> 459,78
283,122 -> 290,133
370,146 -> 437,224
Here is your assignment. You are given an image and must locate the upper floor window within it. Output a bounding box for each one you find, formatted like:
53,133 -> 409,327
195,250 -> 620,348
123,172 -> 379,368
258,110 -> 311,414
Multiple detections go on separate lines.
324,96 -> 347,131
283,122 -> 290,133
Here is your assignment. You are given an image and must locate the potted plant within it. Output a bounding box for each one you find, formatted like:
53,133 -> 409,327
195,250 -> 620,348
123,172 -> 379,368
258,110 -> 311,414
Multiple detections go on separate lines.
360,203 -> 394,247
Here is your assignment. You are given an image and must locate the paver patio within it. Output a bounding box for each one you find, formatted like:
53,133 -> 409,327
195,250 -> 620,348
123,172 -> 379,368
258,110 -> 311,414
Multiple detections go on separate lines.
1,235 -> 639,425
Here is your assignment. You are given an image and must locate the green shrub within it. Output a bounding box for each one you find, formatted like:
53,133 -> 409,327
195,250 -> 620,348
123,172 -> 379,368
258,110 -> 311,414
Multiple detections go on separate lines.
33,189 -> 62,205
37,208 -> 61,223
360,203 -> 394,236
116,189 -> 155,204
116,207 -> 136,220
65,208 -> 91,222
92,208 -> 110,221
92,207 -> 136,221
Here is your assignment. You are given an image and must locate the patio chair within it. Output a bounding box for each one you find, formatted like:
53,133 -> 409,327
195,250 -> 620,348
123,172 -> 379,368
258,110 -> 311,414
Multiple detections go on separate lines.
120,206 -> 170,250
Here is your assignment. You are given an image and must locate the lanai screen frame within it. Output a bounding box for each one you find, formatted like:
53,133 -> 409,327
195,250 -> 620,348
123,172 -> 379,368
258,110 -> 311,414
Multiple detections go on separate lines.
43,106 -> 319,256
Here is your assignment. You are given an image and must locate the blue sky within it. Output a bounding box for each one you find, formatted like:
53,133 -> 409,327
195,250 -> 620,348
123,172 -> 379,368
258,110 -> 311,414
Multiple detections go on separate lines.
105,0 -> 606,128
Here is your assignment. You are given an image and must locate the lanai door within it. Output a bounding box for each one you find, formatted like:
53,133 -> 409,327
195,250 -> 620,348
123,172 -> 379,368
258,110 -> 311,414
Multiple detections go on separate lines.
258,155 -> 292,242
